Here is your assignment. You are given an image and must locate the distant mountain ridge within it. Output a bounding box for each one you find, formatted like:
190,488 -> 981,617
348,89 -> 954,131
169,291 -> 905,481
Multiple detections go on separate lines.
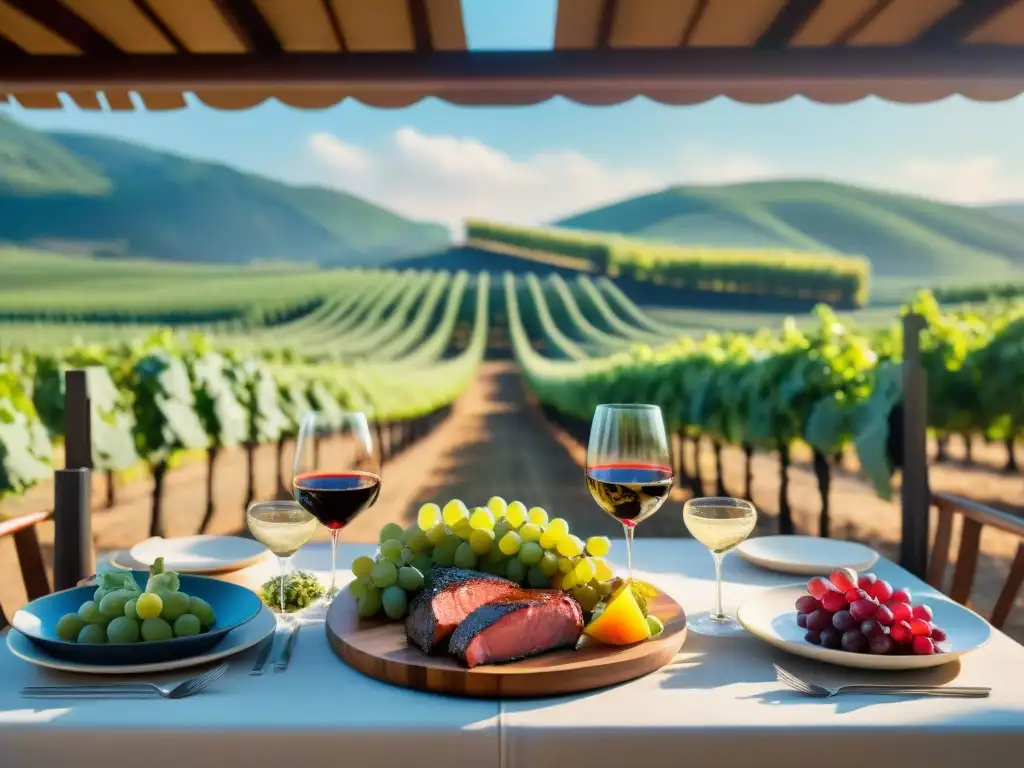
555,179 -> 1024,281
0,116 -> 449,266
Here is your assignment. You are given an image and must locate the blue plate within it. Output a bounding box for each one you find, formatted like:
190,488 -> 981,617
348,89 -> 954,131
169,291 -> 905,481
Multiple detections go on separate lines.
11,571 -> 263,666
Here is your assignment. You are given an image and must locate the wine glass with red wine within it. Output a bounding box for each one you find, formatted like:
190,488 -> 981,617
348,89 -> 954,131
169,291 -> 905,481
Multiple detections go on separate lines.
292,411 -> 381,600
586,404 -> 673,581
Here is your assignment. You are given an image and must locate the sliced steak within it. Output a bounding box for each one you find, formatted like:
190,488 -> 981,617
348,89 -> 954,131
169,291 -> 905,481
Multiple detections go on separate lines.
405,567 -> 525,653
448,593 -> 584,668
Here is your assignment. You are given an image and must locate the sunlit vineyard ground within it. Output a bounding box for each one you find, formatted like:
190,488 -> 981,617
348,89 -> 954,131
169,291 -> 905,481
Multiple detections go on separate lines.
1,250 -> 1021,642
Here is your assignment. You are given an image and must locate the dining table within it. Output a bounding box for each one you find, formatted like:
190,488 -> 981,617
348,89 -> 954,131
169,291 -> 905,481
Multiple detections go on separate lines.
2,538 -> 1022,768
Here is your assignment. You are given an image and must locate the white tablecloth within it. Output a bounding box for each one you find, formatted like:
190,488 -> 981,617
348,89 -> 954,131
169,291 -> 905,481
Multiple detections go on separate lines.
2,540 -> 1022,768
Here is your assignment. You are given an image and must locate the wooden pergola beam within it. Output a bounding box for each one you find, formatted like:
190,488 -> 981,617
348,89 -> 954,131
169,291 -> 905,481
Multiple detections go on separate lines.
916,0 -> 1022,47
595,0 -> 619,49
5,0 -> 120,54
757,0 -> 823,49
213,0 -> 282,54
133,0 -> 186,52
407,0 -> 434,52
2,47 -> 1024,93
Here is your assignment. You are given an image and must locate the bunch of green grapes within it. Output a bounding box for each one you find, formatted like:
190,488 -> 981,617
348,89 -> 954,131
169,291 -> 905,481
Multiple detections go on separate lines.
347,497 -> 615,620
54,559 -> 217,645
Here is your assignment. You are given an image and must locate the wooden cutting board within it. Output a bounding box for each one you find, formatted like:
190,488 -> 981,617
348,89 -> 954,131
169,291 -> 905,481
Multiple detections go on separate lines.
326,588 -> 687,698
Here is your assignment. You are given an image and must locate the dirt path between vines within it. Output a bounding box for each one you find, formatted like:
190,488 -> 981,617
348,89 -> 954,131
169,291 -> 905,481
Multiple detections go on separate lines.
2,362 -> 1022,643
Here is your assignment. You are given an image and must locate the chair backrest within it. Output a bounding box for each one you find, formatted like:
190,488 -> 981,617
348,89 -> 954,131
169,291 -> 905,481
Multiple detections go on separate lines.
928,492 -> 1024,630
0,509 -> 53,631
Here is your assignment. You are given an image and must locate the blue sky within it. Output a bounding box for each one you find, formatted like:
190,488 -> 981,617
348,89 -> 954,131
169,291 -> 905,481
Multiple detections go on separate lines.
4,0 -> 1024,232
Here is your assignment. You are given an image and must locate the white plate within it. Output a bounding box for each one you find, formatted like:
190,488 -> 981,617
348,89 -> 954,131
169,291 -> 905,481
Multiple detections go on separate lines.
737,584 -> 992,670
129,535 -> 268,574
7,604 -> 276,675
736,535 -> 879,575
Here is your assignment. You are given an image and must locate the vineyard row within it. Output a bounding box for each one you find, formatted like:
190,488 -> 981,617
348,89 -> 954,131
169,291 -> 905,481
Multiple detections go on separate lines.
0,272 -> 491,536
506,274 -> 1024,537
1,268 -> 1021,544
468,219 -> 871,308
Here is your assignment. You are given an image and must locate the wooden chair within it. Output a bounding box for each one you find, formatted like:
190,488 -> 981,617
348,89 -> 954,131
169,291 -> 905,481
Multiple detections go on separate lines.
0,509 -> 52,631
928,492 -> 1024,630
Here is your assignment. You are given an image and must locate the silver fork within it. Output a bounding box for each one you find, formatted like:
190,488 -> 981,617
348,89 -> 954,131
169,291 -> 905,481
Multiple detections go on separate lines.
20,663 -> 228,700
773,664 -> 990,699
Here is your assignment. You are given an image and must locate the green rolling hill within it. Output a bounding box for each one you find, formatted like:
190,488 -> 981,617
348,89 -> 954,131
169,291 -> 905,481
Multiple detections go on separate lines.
985,203 -> 1024,228
556,180 -> 1024,282
0,117 -> 110,196
0,116 -> 449,266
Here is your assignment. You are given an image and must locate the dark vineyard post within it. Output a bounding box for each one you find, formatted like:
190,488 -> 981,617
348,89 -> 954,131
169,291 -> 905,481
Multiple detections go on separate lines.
812,450 -> 831,538
150,462 -> 168,538
901,313 -> 929,578
375,421 -> 386,467
275,437 -> 288,499
742,443 -> 754,501
675,431 -> 691,489
53,370 -> 94,590
961,432 -> 973,464
105,469 -> 116,508
713,440 -> 727,497
244,443 -> 256,512
691,437 -> 705,497
777,441 -> 793,535
198,447 -> 219,534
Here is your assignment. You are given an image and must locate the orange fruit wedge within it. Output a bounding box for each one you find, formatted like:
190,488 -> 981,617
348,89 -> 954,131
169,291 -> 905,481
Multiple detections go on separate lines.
583,582 -> 652,645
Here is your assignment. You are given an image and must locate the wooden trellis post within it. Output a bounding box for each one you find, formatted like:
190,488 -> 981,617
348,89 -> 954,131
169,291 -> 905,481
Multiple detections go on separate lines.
900,313 -> 930,578
53,370 -> 94,590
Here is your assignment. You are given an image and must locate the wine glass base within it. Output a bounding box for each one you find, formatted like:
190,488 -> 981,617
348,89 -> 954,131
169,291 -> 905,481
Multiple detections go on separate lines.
275,611 -> 299,627
687,611 -> 747,637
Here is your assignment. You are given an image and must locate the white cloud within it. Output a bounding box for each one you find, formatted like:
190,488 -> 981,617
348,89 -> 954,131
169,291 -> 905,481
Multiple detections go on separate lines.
308,129 -> 1024,236
896,155 -> 1024,204
308,131 -> 372,173
674,142 -> 778,184
307,128 -> 775,236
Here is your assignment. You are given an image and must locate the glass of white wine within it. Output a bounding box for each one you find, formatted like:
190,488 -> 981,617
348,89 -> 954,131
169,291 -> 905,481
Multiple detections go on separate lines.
683,496 -> 757,636
247,500 -> 319,615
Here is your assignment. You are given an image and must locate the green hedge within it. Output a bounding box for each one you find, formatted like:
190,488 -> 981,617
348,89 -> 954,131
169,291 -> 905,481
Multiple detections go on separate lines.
466,220 -> 871,307
933,281 -> 1024,304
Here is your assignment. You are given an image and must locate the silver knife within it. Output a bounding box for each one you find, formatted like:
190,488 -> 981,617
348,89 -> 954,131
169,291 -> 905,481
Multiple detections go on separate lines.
274,625 -> 300,673
249,628 -> 278,676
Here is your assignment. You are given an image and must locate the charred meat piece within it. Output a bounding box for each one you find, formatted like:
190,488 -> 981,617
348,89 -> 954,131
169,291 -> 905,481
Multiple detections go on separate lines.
449,593 -> 584,668
405,567 -> 526,653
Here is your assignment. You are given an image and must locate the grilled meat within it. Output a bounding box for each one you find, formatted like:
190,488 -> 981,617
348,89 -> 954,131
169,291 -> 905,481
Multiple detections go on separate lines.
448,592 -> 584,668
405,567 -> 526,653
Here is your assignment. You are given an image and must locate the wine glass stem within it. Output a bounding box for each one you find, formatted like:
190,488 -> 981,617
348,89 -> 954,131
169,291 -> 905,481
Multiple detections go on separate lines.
278,556 -> 289,614
329,529 -> 340,595
712,551 -> 725,620
622,522 -> 635,582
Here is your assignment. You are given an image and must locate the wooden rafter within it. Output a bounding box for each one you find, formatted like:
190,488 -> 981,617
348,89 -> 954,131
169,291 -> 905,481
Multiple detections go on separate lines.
595,0 -> 618,49
5,0 -> 119,54
214,0 -> 281,53
407,0 -> 433,52
836,0 -> 892,45
916,0 -> 1022,47
681,0 -> 709,46
132,0 -> 186,52
0,31 -> 22,55
757,0 -> 824,48
321,0 -> 347,50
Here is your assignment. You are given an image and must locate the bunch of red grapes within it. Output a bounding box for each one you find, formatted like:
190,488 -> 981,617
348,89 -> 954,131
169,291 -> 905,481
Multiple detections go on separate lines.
796,568 -> 947,656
